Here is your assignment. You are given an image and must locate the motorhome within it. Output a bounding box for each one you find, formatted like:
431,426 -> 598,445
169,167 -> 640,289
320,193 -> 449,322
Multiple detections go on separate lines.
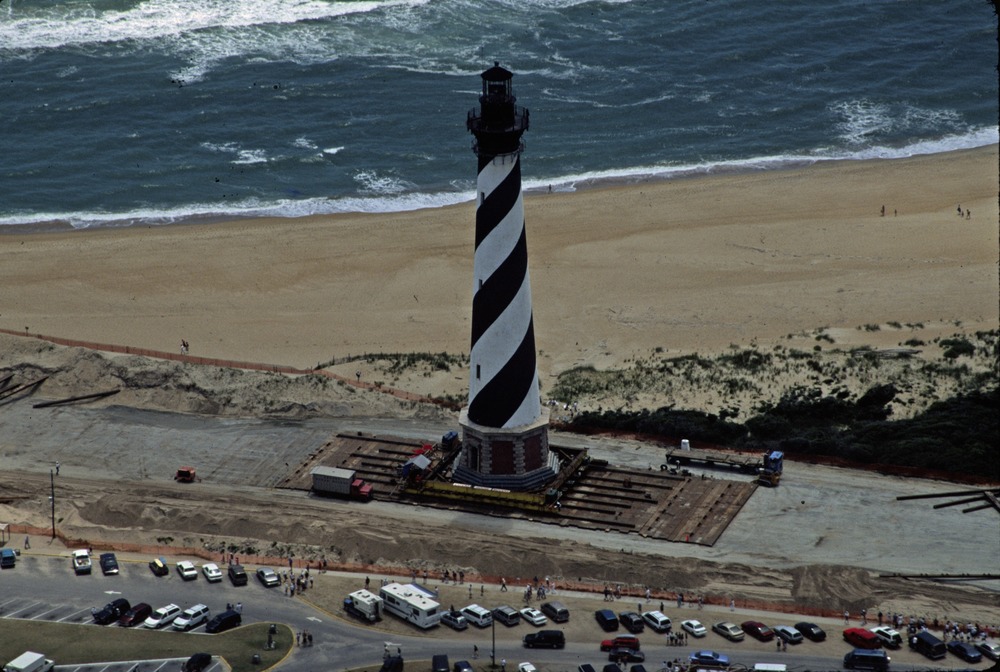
378,582 -> 441,629
344,589 -> 384,622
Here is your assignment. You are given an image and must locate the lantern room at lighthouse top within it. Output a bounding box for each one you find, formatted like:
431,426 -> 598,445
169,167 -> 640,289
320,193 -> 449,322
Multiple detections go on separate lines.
467,62 -> 529,157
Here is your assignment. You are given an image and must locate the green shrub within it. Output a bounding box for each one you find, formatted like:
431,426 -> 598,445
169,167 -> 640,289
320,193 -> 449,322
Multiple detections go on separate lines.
940,337 -> 975,359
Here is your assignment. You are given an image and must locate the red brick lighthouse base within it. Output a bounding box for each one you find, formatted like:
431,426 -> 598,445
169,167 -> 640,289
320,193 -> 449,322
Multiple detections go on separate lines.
454,407 -> 558,489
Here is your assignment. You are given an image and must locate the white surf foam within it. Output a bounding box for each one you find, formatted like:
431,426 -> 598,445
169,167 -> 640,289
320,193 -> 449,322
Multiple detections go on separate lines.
0,0 -> 430,51
0,189 -> 474,229
525,126 -> 999,193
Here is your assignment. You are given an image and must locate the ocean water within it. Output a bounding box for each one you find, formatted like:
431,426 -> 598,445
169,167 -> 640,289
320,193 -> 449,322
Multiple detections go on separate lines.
0,0 -> 996,229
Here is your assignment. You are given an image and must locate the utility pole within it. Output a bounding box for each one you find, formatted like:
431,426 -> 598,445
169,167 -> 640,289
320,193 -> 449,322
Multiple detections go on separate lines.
491,614 -> 496,667
50,468 -> 55,539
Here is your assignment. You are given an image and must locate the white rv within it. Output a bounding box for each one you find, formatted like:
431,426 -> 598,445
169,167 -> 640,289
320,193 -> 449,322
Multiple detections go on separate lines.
378,582 -> 441,629
344,589 -> 384,622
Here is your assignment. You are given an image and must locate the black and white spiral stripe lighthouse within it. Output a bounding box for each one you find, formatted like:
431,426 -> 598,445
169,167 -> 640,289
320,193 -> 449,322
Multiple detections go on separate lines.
454,63 -> 557,490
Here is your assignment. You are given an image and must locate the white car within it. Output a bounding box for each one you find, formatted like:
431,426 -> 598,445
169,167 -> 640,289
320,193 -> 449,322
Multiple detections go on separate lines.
144,603 -> 182,629
520,607 -> 547,626
202,563 -> 223,582
518,664 -> 537,672
681,619 -> 707,637
173,603 -> 210,631
176,560 -> 198,581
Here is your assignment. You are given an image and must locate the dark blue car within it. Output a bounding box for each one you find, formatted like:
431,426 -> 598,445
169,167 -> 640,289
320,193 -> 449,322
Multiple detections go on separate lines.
946,640 -> 982,663
689,651 -> 730,668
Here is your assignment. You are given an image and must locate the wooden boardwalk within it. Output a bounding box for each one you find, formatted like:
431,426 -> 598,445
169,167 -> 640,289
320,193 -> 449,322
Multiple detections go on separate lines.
277,432 -> 756,547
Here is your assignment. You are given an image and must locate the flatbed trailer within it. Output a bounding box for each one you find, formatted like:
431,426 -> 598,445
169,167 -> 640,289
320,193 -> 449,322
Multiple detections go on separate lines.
662,447 -> 763,475
662,446 -> 783,486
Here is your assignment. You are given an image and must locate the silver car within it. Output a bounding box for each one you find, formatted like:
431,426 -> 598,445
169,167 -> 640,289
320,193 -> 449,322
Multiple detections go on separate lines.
256,567 -> 280,587
773,624 -> 803,644
712,621 -> 745,641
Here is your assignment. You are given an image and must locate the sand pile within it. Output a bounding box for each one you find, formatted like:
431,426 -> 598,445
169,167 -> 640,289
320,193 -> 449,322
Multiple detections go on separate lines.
1,333 -> 451,422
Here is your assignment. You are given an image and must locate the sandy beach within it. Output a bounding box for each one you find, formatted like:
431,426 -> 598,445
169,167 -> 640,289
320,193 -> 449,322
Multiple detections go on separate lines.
2,146 -> 996,387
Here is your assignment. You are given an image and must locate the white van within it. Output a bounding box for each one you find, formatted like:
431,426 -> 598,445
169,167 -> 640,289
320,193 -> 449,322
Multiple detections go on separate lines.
642,610 -> 672,632
173,603 -> 210,631
461,603 -> 493,628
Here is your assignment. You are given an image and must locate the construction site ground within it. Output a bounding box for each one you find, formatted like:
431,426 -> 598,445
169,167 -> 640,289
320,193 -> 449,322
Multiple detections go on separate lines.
0,401 -> 997,626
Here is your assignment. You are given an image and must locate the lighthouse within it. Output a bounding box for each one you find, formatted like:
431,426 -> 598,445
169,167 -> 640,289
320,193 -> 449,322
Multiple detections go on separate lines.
453,63 -> 557,490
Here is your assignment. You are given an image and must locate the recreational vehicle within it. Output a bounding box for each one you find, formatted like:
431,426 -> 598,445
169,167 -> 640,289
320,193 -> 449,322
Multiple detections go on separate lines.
378,582 -> 441,629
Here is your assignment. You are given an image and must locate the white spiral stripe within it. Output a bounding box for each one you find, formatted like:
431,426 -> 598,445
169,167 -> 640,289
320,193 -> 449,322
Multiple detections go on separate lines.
476,156 -> 514,199
474,193 -> 524,288
468,272 -> 533,399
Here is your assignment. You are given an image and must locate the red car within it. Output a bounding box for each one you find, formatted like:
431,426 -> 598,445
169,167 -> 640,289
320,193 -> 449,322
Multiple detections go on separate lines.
600,635 -> 640,652
118,602 -> 152,627
741,621 -> 775,641
843,627 -> 881,649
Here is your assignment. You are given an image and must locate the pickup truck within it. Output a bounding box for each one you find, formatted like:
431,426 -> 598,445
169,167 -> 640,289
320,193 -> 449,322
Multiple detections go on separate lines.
71,549 -> 92,575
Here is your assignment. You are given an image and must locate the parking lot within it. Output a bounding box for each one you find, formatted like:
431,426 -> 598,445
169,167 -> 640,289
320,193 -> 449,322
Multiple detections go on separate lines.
0,597 -> 96,625
56,658 -> 225,672
0,552 -> 315,638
